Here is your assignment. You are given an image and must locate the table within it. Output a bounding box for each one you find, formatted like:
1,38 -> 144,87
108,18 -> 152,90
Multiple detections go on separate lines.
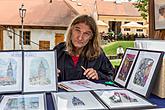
0,86 -> 165,110
148,94 -> 165,108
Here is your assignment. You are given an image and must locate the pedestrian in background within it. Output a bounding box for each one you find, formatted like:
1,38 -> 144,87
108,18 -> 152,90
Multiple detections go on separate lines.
117,45 -> 124,59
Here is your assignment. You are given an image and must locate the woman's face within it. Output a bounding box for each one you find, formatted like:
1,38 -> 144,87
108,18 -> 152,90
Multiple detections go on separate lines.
71,23 -> 93,49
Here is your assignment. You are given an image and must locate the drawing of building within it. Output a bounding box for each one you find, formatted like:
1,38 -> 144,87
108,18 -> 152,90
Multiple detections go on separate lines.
30,60 -> 50,85
72,96 -> 85,106
7,62 -> 13,78
4,97 -> 39,110
38,61 -> 46,79
0,61 -> 16,86
4,99 -> 18,110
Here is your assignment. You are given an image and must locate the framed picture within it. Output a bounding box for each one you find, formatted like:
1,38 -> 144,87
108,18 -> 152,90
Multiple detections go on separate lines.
0,93 -> 46,110
0,51 -> 22,94
58,79 -> 119,91
23,50 -> 57,93
114,48 -> 139,87
52,91 -> 108,110
93,89 -> 155,109
154,0 -> 165,30
126,50 -> 164,97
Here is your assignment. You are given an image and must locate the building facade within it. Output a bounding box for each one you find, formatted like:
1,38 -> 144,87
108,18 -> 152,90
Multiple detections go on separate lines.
0,0 -> 77,50
2,28 -> 66,50
0,0 -> 148,50
97,0 -> 148,36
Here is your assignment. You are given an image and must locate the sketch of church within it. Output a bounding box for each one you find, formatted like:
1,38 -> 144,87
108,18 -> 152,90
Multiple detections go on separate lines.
0,61 -> 16,86
38,61 -> 46,78
7,62 -> 14,77
72,96 -> 85,106
29,60 -> 51,85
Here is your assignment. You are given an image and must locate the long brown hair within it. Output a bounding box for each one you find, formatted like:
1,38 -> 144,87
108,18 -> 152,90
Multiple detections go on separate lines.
66,15 -> 101,60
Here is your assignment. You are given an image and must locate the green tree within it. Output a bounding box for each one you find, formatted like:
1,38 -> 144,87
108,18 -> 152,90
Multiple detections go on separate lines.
134,0 -> 149,20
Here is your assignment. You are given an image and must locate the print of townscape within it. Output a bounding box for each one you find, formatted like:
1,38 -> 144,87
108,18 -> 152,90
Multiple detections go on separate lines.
133,58 -> 154,87
29,58 -> 51,85
0,59 -> 17,86
109,92 -> 138,103
118,54 -> 135,81
4,97 -> 39,110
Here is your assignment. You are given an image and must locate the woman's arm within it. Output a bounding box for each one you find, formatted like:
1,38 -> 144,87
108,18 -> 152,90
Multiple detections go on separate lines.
94,51 -> 115,81
82,51 -> 115,81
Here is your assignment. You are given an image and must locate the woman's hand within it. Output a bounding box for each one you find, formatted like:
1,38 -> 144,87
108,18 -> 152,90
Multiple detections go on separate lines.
57,68 -> 61,77
83,68 -> 99,80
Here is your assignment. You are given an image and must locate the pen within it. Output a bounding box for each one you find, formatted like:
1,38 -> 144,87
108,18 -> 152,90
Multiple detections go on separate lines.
105,81 -> 114,85
81,66 -> 86,71
58,84 -> 74,91
104,81 -> 119,87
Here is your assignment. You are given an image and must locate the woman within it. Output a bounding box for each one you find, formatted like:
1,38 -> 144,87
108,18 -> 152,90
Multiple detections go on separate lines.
54,15 -> 114,81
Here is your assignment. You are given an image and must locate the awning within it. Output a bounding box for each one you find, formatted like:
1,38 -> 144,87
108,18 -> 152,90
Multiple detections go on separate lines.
121,21 -> 143,28
97,20 -> 108,26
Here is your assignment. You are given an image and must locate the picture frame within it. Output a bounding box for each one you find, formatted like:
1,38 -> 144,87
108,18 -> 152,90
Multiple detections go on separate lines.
58,79 -> 119,91
23,50 -> 57,93
51,91 -> 108,110
154,0 -> 165,30
126,50 -> 164,97
0,51 -> 22,94
93,89 -> 155,110
0,93 -> 46,110
114,48 -> 139,87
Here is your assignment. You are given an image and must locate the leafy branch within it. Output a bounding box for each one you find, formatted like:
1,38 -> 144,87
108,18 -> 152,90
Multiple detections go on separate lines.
134,0 -> 149,20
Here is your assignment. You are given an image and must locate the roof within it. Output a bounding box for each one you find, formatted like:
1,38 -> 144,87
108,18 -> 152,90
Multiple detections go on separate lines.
0,0 -> 77,27
0,0 -> 141,27
64,0 -> 96,15
65,0 -> 141,17
97,0 -> 140,17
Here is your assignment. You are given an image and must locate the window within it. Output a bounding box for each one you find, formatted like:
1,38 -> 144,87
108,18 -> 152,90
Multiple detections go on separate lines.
124,28 -> 130,31
39,41 -> 50,50
19,31 -> 31,45
124,22 -> 130,24
55,33 -> 64,45
137,22 -> 143,25
136,29 -> 143,32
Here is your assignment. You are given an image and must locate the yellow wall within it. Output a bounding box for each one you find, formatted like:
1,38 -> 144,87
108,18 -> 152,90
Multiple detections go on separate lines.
98,25 -> 109,33
98,15 -> 148,35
